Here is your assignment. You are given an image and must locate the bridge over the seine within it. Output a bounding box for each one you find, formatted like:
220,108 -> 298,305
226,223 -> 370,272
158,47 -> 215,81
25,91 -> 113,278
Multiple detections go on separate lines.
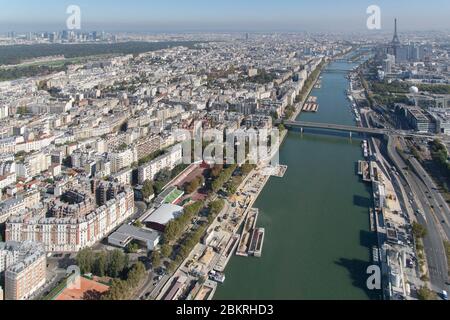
279,120 -> 387,137
279,120 -> 443,140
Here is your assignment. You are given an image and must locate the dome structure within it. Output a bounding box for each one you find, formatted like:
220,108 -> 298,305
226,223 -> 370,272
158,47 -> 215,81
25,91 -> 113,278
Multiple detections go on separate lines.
409,86 -> 419,94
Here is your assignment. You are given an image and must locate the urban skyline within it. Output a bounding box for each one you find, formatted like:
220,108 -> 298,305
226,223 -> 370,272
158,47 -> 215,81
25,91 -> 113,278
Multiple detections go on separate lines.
1,0 -> 450,33
0,0 -> 449,307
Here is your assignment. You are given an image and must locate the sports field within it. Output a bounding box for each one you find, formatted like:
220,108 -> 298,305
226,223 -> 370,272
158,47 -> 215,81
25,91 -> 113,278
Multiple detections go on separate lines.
164,188 -> 184,204
55,277 -> 109,300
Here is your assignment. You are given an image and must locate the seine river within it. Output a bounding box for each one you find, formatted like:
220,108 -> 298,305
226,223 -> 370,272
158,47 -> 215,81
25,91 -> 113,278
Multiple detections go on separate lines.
215,54 -> 380,300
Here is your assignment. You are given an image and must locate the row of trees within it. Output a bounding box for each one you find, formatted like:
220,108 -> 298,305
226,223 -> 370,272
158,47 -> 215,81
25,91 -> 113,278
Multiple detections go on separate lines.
211,164 -> 238,193
168,199 -> 226,272
284,105 -> 296,120
372,80 -> 410,94
209,199 -> 225,216
418,84 -> 450,95
303,61 -> 325,90
137,150 -> 165,166
370,80 -> 413,107
417,286 -> 437,300
0,63 -> 69,82
184,175 -> 205,194
0,41 -> 201,66
224,163 -> 256,195
102,262 -> 146,300
141,164 -> 189,199
76,248 -> 129,278
225,175 -> 243,195
444,241 -> 450,277
411,222 -> 429,281
370,80 -> 450,95
430,139 -> 450,182
372,93 -> 410,106
76,248 -> 149,300
412,222 -> 428,239
168,224 -> 208,273
154,163 -> 252,276
286,61 -> 326,120
247,69 -> 277,84
164,201 -> 226,273
163,201 -> 205,244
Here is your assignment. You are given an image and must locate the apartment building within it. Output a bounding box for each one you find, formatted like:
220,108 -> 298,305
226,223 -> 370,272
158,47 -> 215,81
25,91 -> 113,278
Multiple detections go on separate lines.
0,190 -> 40,223
138,144 -> 182,184
5,187 -> 135,252
1,241 -> 46,300
0,137 -> 15,154
134,135 -> 162,161
110,149 -> 135,173
16,152 -> 52,179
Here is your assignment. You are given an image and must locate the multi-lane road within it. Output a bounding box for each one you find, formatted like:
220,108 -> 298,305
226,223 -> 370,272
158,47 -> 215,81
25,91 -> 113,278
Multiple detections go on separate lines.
361,107 -> 449,290
387,135 -> 449,290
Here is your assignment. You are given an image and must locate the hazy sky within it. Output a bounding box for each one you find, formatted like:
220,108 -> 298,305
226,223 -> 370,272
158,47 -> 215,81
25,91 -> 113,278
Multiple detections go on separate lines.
1,0 -> 449,33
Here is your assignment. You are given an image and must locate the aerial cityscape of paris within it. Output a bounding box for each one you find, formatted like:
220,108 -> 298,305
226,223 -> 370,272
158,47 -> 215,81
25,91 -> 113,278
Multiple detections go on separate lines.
0,0 -> 449,311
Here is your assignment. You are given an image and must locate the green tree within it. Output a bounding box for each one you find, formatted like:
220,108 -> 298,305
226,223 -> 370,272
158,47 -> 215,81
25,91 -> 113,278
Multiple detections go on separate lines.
155,169 -> 171,183
102,279 -> 129,300
209,199 -> 225,216
417,286 -> 437,300
412,222 -> 428,239
161,244 -> 172,258
93,251 -> 107,277
185,179 -> 200,194
241,163 -> 255,176
166,261 -> 177,274
142,180 -> 154,199
126,242 -> 139,254
134,220 -> 143,228
164,220 -> 182,243
76,248 -> 95,274
107,249 -> 127,278
127,262 -> 146,288
153,180 -> 166,195
152,251 -> 161,269
211,165 -> 223,178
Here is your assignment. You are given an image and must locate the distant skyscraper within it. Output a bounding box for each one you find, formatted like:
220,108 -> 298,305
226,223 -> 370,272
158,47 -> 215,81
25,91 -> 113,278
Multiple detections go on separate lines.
419,44 -> 433,60
396,46 -> 409,63
383,54 -> 395,73
408,43 -> 420,61
245,33 -> 249,41
62,30 -> 69,40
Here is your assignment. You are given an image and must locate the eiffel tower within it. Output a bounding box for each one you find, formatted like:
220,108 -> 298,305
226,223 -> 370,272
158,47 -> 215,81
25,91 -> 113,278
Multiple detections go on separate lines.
391,18 -> 401,55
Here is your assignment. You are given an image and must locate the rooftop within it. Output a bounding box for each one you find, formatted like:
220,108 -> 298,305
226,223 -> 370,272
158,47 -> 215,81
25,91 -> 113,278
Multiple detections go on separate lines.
144,203 -> 184,226
108,224 -> 160,247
